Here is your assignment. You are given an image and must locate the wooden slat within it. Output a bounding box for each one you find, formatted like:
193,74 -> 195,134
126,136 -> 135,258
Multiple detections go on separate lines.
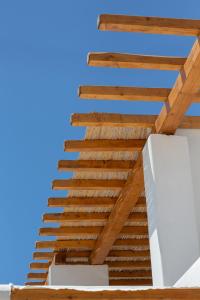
58,159 -> 134,172
64,139 -> 146,152
36,238 -> 149,250
52,249 -> 150,260
71,112 -> 156,128
30,263 -> 50,270
90,154 -> 145,264
71,112 -> 200,129
33,252 -> 54,260
52,179 -> 125,191
39,226 -> 148,237
25,282 -> 45,286
109,270 -> 152,278
27,273 -> 48,280
48,197 -> 117,208
43,211 -> 147,223
109,278 -> 152,285
79,86 -> 170,101
48,196 -> 145,209
88,52 -> 186,70
156,38 -> 200,133
98,14 -> 200,36
11,287 -> 200,300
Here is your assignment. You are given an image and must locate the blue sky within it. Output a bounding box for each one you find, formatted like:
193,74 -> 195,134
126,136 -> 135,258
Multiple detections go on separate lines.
0,0 -> 200,285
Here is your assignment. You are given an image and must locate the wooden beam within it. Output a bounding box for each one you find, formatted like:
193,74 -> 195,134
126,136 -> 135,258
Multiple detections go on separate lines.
90,154 -> 145,264
71,112 -> 200,129
48,197 -> 117,208
98,14 -> 200,36
109,270 -> 152,278
25,282 -> 45,286
156,38 -> 200,133
30,263 -> 50,270
79,86 -> 170,101
52,179 -> 125,191
58,159 -> 135,172
48,196 -> 145,209
88,52 -> 186,70
53,249 -> 150,260
36,238 -> 149,250
33,252 -> 54,261
39,226 -> 148,237
43,211 -> 147,223
11,287 -> 200,300
109,278 -> 152,285
64,139 -> 146,152
27,273 -> 48,280
71,112 -> 156,128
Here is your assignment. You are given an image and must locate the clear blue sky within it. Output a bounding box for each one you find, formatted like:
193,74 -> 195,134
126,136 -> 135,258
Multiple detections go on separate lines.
0,0 -> 200,285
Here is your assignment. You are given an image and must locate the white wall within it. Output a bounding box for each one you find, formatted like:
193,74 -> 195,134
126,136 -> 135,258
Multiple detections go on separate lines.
143,133 -> 200,287
48,264 -> 109,286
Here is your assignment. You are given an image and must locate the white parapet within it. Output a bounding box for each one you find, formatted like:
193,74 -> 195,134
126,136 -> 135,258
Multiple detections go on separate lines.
143,133 -> 200,287
48,263 -> 109,286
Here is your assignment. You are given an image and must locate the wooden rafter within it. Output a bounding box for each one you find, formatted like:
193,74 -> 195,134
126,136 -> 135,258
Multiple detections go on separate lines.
79,86 -> 170,101
98,14 -> 200,36
88,52 -> 186,70
64,139 -> 146,152
52,179 -> 126,191
39,226 -> 148,237
35,238 -> 149,250
71,112 -> 200,129
58,159 -> 135,172
42,211 -> 147,223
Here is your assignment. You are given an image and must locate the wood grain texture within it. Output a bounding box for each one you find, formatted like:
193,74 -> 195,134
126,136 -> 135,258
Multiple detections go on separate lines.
64,139 -> 146,152
79,86 -> 170,101
156,38 -> 200,133
58,159 -> 135,172
88,52 -> 186,70
12,287 -> 200,300
98,14 -> 200,36
90,154 -> 145,264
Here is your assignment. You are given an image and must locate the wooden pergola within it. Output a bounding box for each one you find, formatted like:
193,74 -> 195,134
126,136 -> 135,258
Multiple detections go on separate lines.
26,13 -> 200,287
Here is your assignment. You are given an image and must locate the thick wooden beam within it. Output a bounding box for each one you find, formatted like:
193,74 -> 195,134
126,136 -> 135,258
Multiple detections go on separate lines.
58,159 -> 135,172
52,179 -> 125,191
71,112 -> 200,129
11,287 -> 200,300
156,38 -> 200,133
65,139 -> 146,152
88,52 -> 186,70
79,86 -> 170,101
90,154 -> 145,264
98,14 -> 200,36
39,226 -> 148,237
36,238 -> 149,250
43,211 -> 147,223
48,196 -> 145,209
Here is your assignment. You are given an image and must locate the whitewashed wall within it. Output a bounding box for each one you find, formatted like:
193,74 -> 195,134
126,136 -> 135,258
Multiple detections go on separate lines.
143,130 -> 200,287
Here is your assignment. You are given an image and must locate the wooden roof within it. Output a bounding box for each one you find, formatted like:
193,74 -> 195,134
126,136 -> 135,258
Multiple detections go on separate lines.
26,13 -> 200,286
